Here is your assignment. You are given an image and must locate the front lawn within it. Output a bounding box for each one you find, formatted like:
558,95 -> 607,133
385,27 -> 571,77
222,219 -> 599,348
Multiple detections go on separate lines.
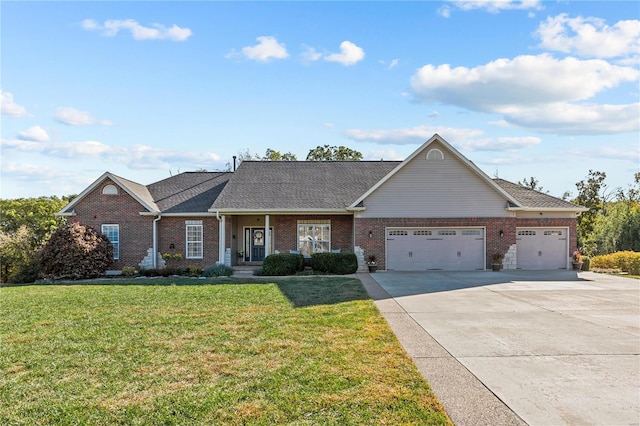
0,277 -> 450,425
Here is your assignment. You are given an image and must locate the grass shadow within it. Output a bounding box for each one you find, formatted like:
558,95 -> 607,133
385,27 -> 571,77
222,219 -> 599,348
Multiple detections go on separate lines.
275,276 -> 370,308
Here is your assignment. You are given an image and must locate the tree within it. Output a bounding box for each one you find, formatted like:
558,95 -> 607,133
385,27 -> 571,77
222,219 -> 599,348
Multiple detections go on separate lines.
39,223 -> 114,279
306,145 -> 363,161
574,170 -> 608,253
517,177 -> 544,192
0,196 -> 73,247
0,225 -> 39,283
262,148 -> 297,161
615,172 -> 640,252
0,195 -> 75,283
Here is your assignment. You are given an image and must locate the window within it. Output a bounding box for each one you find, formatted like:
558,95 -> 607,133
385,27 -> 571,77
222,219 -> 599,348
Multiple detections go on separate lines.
297,221 -> 330,255
438,230 -> 456,236
413,230 -> 432,236
544,230 -> 563,236
186,220 -> 203,259
389,230 -> 408,236
102,184 -> 118,195
101,224 -> 119,260
518,230 -> 536,236
426,149 -> 444,160
462,230 -> 482,236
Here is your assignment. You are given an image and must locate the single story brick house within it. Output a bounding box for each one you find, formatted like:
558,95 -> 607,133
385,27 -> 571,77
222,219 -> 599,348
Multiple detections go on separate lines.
57,134 -> 586,271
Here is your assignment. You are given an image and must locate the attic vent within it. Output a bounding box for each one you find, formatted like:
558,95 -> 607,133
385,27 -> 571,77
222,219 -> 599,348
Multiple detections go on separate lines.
426,149 -> 444,160
102,184 -> 118,195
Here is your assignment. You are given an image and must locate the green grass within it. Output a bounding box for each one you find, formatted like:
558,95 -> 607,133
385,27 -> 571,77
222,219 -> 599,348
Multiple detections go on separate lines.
0,277 -> 451,425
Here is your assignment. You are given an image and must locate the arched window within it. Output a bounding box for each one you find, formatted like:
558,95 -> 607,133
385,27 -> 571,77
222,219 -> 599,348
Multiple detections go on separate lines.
102,184 -> 118,195
426,149 -> 444,160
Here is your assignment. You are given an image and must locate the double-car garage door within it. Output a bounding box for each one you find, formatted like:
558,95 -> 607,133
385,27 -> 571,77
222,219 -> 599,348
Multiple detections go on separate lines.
386,226 -> 569,271
386,228 -> 485,271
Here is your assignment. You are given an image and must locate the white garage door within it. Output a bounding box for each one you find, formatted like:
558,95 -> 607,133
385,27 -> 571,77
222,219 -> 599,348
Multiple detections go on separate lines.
386,228 -> 485,271
516,228 -> 568,270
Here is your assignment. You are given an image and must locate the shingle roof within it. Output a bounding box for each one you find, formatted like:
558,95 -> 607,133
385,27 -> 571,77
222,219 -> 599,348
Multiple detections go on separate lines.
147,172 -> 231,213
211,161 -> 401,211
493,178 -> 584,210
109,173 -> 158,211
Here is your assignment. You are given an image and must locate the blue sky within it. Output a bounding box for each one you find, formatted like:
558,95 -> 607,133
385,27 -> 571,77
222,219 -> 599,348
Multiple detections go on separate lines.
2,1 -> 639,200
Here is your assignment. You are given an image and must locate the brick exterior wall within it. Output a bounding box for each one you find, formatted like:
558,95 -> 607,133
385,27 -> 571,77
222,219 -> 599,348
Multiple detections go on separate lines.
157,216 -> 220,270
354,216 -> 577,270
70,178 -> 224,270
69,178 -> 154,269
273,215 -> 353,253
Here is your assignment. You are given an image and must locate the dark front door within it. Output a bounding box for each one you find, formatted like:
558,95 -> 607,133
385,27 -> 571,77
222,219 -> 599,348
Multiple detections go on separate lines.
251,228 -> 265,261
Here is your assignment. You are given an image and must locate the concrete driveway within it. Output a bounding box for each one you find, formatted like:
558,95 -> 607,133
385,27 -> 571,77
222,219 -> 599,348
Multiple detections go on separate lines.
358,270 -> 639,426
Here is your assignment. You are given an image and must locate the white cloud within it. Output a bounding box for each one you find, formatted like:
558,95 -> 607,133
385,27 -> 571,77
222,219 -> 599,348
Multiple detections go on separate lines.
344,125 -> 484,145
447,0 -> 543,14
237,36 -> 289,62
1,91 -> 28,118
82,18 -> 192,41
0,138 -> 222,170
345,125 -> 541,153
365,148 -> 404,161
410,54 -> 639,134
505,102 -> 640,134
17,125 -> 49,142
301,45 -> 322,63
54,107 -> 112,126
325,41 -> 365,66
457,136 -> 541,151
535,14 -> 640,59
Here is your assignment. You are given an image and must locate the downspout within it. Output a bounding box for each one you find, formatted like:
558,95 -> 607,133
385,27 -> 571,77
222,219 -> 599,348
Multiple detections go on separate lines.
216,211 -> 226,265
153,214 -> 162,269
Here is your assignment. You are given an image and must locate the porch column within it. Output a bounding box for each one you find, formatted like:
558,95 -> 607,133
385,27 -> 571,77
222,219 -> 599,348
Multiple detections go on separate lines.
218,214 -> 226,265
265,214 -> 271,256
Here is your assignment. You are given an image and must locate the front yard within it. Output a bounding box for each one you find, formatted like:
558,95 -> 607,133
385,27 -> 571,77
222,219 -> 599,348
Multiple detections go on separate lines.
0,277 -> 450,425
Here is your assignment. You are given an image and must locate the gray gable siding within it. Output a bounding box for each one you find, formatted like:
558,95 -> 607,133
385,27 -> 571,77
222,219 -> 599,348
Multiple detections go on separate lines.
357,141 -> 512,218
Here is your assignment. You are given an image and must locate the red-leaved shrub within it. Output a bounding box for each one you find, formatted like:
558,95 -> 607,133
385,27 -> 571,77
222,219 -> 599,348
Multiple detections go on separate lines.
39,223 -> 114,279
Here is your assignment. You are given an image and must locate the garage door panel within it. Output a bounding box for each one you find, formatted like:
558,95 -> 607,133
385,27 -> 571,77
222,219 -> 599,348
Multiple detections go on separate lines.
387,228 -> 484,271
516,228 -> 567,270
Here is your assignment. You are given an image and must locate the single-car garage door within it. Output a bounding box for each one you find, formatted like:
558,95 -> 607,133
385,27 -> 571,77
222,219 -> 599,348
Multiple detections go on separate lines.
516,228 -> 568,270
386,228 -> 484,271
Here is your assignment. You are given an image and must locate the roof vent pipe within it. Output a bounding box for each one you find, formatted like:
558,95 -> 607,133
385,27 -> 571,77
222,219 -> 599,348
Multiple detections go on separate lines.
233,156 -> 237,172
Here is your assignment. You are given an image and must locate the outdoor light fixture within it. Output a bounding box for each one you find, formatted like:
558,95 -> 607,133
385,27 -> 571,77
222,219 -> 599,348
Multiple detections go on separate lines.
369,231 -> 373,239
499,230 -> 504,237
169,243 -> 175,249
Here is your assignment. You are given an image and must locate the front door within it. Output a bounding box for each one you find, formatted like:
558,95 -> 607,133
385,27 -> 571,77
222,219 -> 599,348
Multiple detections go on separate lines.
251,228 -> 265,261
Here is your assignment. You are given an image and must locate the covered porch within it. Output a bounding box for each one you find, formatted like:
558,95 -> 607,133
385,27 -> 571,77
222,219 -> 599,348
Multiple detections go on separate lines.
215,213 -> 356,266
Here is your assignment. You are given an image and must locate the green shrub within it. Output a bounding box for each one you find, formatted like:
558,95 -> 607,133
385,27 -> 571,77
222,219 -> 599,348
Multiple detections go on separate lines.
204,264 -> 233,277
10,260 -> 40,284
121,266 -> 137,277
140,268 -> 163,277
591,251 -> 640,275
185,265 -> 203,277
38,223 -> 114,280
262,253 -> 304,276
311,252 -> 358,275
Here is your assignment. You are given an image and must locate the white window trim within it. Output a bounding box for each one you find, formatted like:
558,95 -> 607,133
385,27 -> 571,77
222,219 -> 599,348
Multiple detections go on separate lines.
297,221 -> 331,254
186,220 -> 203,259
101,224 -> 120,260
